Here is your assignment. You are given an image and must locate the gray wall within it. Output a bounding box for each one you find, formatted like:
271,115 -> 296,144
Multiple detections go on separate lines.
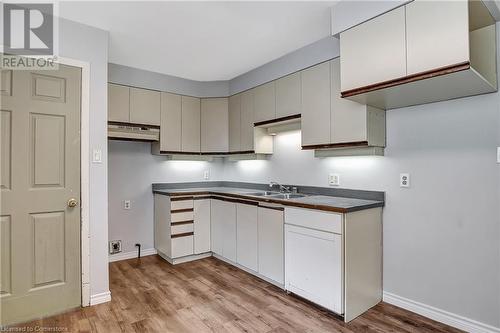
107,141 -> 224,254
109,63 -> 229,97
59,18 -> 110,298
229,36 -> 339,95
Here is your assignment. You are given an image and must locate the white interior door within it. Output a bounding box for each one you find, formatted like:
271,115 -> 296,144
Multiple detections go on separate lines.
1,65 -> 82,325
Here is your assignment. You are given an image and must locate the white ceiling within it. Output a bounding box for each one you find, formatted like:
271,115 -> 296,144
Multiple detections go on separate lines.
59,1 -> 336,81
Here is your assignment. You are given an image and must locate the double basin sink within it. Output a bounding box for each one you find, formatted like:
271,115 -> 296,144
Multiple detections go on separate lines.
244,191 -> 307,200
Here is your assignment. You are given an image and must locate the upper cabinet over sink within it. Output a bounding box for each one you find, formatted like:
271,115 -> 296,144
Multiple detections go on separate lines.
340,0 -> 497,109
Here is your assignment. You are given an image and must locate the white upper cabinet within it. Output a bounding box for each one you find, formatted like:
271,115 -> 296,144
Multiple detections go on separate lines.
159,92 -> 182,152
201,98 -> 229,153
406,0 -> 469,76
276,72 -> 301,119
108,84 -> 130,123
340,6 -> 407,92
228,94 -> 241,152
181,96 -> 201,152
339,0 -> 496,109
130,87 -> 161,126
331,58 -> 385,147
301,61 -> 331,147
331,59 -> 366,144
240,90 -> 255,152
253,81 -> 276,124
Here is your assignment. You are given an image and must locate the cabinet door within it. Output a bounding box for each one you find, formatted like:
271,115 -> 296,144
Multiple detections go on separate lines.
276,72 -> 301,119
236,203 -> 258,272
240,90 -> 255,152
330,58 -> 367,144
210,199 -> 224,256
130,87 -> 161,126
301,61 -> 331,147
285,224 -> 343,314
201,98 -> 229,152
211,199 -> 236,261
108,84 -> 129,122
258,207 -> 284,284
194,199 -> 211,254
181,96 -> 201,152
406,0 -> 469,76
228,94 -> 241,152
253,82 -> 276,124
340,6 -> 407,92
160,92 -> 182,152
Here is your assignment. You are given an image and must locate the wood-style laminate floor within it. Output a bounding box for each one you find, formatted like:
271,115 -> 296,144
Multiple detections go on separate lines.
14,255 -> 463,332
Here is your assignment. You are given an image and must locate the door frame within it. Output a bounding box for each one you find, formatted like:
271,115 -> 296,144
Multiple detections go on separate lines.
55,56 -> 91,307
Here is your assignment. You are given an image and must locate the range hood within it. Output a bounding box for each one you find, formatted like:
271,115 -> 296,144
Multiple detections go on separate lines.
108,123 -> 160,142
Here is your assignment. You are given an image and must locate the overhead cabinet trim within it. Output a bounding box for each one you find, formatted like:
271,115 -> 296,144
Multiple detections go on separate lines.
341,61 -> 471,98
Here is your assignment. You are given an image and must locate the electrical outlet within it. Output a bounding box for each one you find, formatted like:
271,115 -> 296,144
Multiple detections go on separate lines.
92,148 -> 102,163
329,173 -> 340,186
109,240 -> 121,254
124,200 -> 131,210
400,173 -> 410,188
203,170 -> 210,180
497,147 -> 500,163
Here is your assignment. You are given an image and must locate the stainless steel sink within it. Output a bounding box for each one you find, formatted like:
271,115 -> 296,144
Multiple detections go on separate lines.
269,193 -> 307,200
245,191 -> 280,197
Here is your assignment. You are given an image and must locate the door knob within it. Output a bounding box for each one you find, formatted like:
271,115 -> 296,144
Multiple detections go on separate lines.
67,198 -> 78,208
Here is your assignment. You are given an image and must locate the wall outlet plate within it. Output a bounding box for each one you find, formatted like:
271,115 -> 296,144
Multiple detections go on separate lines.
109,240 -> 121,254
329,173 -> 340,186
400,173 -> 410,188
203,170 -> 210,180
92,148 -> 102,163
124,200 -> 131,210
497,147 -> 500,163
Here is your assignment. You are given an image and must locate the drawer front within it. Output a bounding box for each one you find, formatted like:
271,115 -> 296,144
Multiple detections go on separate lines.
172,235 -> 194,258
171,210 -> 194,222
171,223 -> 194,235
171,199 -> 194,210
285,207 -> 342,234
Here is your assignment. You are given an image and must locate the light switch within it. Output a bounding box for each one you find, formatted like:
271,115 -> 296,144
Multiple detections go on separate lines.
92,148 -> 102,163
497,147 -> 500,163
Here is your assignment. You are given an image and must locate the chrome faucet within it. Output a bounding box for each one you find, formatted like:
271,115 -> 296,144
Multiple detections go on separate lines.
269,181 -> 291,194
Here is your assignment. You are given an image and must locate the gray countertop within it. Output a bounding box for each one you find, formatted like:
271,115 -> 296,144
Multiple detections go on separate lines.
153,186 -> 384,213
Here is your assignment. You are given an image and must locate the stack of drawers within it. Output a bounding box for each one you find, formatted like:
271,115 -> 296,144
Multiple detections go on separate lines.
170,197 -> 195,258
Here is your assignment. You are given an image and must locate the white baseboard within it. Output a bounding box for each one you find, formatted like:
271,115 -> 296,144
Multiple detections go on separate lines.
90,291 -> 111,306
108,248 -> 157,262
383,292 -> 500,333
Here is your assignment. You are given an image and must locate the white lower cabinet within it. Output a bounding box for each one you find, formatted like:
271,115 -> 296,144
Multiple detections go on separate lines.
172,235 -> 194,258
194,199 -> 211,254
210,199 -> 237,262
258,207 -> 284,284
285,224 -> 343,314
236,203 -> 259,272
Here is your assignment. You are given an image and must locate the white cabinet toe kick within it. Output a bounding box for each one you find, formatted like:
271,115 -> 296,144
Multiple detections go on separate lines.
154,193 -> 382,322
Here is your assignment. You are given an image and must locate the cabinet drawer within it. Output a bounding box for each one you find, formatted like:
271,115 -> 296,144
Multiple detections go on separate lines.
171,223 -> 194,235
171,235 -> 194,258
285,208 -> 342,234
171,199 -> 194,210
171,210 -> 194,222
